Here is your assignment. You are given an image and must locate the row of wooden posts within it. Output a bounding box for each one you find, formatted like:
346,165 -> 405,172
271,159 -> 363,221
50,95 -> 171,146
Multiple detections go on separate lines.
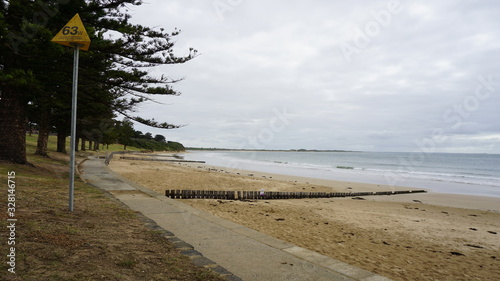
165,189 -> 427,200
103,151 -> 205,165
119,156 -> 205,163
104,151 -> 143,165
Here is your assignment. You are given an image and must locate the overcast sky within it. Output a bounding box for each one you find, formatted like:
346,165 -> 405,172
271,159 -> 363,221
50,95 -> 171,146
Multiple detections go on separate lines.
125,0 -> 500,153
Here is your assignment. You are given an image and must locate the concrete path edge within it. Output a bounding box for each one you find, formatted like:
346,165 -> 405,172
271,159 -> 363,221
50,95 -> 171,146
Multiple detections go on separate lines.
78,158 -> 242,281
79,157 -> 393,281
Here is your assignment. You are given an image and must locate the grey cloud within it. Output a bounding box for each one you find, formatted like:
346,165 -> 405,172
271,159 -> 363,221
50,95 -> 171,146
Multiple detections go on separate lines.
127,0 -> 500,153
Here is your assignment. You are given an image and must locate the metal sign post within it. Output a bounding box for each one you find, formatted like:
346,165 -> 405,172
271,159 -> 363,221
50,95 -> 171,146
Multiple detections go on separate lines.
68,44 -> 81,212
51,14 -> 91,212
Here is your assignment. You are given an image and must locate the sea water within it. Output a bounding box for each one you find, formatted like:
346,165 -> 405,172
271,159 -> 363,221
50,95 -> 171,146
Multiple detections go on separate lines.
185,151 -> 500,198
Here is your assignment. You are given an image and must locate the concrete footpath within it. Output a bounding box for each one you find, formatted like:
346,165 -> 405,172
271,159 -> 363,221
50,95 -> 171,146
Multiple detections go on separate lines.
80,156 -> 392,281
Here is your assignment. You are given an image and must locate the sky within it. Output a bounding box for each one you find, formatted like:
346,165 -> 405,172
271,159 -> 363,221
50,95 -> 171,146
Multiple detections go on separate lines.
125,0 -> 500,153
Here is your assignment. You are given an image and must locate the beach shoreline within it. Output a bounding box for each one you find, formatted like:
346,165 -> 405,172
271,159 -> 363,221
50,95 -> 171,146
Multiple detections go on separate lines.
165,158 -> 500,211
108,157 -> 500,281
180,150 -> 500,199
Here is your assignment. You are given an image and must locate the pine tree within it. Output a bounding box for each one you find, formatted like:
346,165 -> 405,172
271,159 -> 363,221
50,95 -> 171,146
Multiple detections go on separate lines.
1,0 -> 197,163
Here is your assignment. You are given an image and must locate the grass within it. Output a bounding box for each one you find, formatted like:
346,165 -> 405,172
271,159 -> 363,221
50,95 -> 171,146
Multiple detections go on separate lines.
116,259 -> 137,269
25,134 -> 144,154
0,135 -> 225,281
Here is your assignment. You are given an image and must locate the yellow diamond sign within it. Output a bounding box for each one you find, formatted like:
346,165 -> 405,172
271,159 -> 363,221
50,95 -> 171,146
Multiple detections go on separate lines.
51,13 -> 91,51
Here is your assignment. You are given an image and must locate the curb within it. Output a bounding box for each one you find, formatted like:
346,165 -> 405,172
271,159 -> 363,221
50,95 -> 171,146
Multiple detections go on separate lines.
78,158 -> 242,281
138,216 -> 243,281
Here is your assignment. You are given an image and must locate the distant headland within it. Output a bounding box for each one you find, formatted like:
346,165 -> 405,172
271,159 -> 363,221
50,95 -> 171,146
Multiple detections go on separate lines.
185,148 -> 360,153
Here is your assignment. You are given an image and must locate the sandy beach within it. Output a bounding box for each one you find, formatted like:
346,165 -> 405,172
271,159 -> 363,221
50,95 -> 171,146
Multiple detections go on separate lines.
108,157 -> 500,281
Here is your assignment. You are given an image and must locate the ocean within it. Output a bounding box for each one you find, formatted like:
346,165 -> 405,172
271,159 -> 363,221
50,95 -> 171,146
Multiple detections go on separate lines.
185,151 -> 500,198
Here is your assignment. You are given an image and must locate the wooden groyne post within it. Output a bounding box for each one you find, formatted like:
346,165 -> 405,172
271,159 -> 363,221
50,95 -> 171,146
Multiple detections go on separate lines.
165,189 -> 427,200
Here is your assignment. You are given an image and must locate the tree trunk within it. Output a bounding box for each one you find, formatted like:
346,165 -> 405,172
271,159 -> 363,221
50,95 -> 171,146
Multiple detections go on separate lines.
0,87 -> 27,164
80,138 -> 86,151
57,132 -> 67,153
88,140 -> 92,150
35,105 -> 50,157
